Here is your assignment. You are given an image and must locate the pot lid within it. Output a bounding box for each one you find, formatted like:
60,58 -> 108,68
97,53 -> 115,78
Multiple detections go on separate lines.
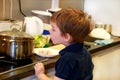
0,24 -> 33,39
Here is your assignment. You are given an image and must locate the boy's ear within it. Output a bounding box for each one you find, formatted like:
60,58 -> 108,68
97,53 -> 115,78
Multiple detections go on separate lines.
64,33 -> 72,42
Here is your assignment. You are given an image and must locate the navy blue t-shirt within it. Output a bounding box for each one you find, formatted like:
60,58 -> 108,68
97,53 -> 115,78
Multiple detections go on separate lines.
55,43 -> 94,80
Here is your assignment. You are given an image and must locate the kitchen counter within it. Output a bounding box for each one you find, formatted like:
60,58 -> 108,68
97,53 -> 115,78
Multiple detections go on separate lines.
0,36 -> 120,80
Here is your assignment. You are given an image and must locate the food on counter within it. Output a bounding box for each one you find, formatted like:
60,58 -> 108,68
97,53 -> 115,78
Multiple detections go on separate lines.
89,28 -> 111,39
38,49 -> 51,55
33,35 -> 48,48
34,48 -> 59,57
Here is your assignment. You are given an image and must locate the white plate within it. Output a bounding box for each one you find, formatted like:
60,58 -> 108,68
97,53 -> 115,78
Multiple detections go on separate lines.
33,48 -> 59,57
31,10 -> 52,16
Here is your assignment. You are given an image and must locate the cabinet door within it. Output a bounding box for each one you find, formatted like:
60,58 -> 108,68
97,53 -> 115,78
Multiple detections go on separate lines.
92,45 -> 120,80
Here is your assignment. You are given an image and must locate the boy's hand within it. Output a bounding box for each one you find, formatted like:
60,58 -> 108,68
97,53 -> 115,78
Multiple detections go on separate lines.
34,62 -> 45,76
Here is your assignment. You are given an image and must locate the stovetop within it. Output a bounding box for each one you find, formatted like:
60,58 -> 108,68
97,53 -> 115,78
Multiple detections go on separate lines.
0,54 -> 49,73
0,59 -> 32,73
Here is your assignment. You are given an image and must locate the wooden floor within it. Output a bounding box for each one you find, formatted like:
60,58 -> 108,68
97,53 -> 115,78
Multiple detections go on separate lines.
92,44 -> 120,80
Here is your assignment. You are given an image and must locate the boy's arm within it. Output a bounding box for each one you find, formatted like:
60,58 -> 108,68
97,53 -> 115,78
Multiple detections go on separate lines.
34,62 -> 64,80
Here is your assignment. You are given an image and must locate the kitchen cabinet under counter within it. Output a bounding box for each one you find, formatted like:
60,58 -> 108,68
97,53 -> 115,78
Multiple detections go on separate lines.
0,37 -> 120,80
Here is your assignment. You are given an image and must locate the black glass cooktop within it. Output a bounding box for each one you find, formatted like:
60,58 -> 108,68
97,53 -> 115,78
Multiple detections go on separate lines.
0,54 -> 49,73
0,58 -> 33,73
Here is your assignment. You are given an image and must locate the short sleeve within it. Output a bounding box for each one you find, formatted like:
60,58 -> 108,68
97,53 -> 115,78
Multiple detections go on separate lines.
55,54 -> 76,79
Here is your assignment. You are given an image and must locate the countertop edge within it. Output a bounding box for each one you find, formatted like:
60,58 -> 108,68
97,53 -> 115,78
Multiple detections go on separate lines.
1,38 -> 120,80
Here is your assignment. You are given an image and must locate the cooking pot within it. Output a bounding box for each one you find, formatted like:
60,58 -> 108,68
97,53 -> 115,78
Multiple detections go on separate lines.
0,24 -> 34,60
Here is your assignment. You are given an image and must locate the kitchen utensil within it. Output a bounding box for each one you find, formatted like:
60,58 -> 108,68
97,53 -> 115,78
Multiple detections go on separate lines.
104,24 -> 112,33
0,24 -> 34,60
95,23 -> 105,28
24,16 -> 44,36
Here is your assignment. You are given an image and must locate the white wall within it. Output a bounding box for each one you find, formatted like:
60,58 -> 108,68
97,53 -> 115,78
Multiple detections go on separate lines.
84,0 -> 120,36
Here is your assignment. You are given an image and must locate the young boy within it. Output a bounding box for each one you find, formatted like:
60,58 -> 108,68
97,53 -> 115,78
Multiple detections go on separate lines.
34,8 -> 94,80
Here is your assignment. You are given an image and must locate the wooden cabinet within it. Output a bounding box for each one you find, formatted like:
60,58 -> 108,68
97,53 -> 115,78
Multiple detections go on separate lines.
92,44 -> 120,80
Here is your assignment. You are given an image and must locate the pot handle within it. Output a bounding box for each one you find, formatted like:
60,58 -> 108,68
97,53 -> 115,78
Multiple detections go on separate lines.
1,40 -> 7,47
10,23 -> 21,31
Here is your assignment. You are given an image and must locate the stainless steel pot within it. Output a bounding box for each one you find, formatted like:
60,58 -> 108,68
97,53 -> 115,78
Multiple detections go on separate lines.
0,24 -> 34,60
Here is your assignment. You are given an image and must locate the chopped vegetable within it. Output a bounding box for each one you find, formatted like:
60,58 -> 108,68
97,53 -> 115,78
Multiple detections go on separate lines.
33,35 -> 48,48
